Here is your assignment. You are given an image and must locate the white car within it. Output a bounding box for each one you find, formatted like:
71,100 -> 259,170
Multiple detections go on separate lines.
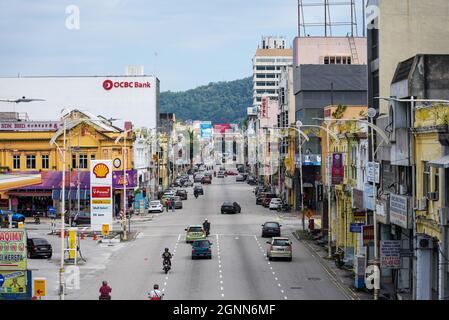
148,200 -> 164,213
269,198 -> 282,210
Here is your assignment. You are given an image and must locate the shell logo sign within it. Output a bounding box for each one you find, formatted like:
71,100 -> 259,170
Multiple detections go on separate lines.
90,160 -> 113,232
93,163 -> 110,178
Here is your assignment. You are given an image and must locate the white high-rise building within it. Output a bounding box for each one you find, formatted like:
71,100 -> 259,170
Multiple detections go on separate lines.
252,36 -> 293,109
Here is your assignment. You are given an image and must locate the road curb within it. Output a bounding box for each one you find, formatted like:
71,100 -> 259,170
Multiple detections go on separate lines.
292,230 -> 361,300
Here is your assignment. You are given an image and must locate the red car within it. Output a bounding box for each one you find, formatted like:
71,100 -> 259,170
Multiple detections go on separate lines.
201,176 -> 212,184
226,170 -> 238,176
262,194 -> 277,207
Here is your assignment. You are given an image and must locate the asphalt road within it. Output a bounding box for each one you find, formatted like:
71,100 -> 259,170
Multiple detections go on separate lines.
27,171 -> 348,300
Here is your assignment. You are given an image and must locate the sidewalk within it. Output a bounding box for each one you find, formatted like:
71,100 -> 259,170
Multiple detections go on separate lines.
292,229 -> 373,300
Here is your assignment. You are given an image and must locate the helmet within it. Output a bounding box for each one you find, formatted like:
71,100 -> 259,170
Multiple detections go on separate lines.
154,284 -> 159,289
102,281 -> 108,286
164,248 -> 169,252
204,219 -> 208,222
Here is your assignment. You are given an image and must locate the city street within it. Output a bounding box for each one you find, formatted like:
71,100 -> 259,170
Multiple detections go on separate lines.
27,171 -> 348,300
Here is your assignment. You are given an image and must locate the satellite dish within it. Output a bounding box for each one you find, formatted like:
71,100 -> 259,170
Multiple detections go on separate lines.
367,108 -> 377,118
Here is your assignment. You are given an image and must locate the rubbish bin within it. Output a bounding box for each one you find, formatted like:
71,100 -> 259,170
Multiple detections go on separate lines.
308,219 -> 315,231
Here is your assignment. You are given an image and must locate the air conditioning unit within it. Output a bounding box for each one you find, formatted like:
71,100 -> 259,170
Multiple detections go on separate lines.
417,197 -> 427,211
426,192 -> 439,202
417,235 -> 434,249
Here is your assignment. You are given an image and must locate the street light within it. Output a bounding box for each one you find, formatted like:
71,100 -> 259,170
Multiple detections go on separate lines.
50,112 -> 119,300
115,129 -> 133,241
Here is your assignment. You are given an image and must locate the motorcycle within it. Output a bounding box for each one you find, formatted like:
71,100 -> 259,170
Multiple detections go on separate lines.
99,295 -> 111,300
277,202 -> 291,212
333,248 -> 345,269
194,192 -> 199,199
163,260 -> 171,274
33,214 -> 40,224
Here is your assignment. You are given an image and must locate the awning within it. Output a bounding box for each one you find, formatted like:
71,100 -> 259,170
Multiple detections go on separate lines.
429,155 -> 449,169
0,174 -> 42,192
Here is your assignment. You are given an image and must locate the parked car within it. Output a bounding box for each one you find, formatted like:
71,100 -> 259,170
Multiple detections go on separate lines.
0,210 -> 25,225
247,176 -> 257,185
172,196 -> 183,209
221,201 -> 241,214
262,193 -> 278,207
182,179 -> 194,187
217,171 -> 225,178
148,200 -> 164,213
185,225 -> 207,243
27,238 -> 52,259
269,198 -> 282,210
66,211 -> 91,226
261,222 -> 282,237
226,170 -> 238,176
236,174 -> 245,182
266,237 -> 292,261
193,185 -> 204,195
201,176 -> 212,184
191,239 -> 212,259
176,189 -> 188,200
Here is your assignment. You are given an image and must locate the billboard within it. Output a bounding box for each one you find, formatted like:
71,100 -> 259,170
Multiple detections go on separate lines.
0,76 -> 159,129
200,122 -> 212,139
0,229 -> 27,271
90,160 -> 113,232
213,124 -> 231,134
0,271 -> 27,294
331,153 -> 344,185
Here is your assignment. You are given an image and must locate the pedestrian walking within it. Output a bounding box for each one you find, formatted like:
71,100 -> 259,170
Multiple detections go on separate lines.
165,199 -> 169,212
171,198 -> 175,212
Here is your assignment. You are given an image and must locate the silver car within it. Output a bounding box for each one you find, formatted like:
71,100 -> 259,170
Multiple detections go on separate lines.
266,237 -> 292,261
172,196 -> 183,209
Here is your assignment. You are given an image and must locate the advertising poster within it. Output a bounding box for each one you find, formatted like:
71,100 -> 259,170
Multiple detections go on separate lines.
0,270 -> 27,294
331,153 -> 344,185
0,229 -> 27,271
380,240 -> 401,269
90,160 -> 113,232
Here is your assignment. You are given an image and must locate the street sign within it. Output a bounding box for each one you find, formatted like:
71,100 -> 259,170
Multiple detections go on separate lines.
102,224 -> 110,236
349,223 -> 364,233
33,278 -> 46,297
304,209 -> 313,219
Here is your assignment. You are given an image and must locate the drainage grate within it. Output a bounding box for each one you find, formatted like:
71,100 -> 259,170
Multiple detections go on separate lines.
307,277 -> 321,281
290,287 -> 303,290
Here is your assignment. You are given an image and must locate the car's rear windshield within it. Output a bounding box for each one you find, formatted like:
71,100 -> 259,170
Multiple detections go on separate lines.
193,241 -> 209,247
32,239 -> 49,245
189,227 -> 203,232
265,223 -> 279,228
150,201 -> 160,205
273,239 -> 290,246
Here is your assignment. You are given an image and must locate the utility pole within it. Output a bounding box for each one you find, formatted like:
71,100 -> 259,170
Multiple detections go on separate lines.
59,118 -> 67,300
297,121 -> 305,231
326,121 -> 332,258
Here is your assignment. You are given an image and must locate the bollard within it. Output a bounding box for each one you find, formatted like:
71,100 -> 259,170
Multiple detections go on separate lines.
80,232 -> 85,240
93,232 -> 98,241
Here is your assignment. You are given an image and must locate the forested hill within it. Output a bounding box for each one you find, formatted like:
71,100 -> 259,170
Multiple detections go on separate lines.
160,77 -> 252,124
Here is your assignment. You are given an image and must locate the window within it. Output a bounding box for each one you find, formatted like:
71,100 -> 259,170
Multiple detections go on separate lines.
323,56 -> 352,65
26,155 -> 36,169
41,155 -> 49,169
91,154 -> 96,161
13,155 -> 20,169
72,154 -> 77,169
423,161 -> 430,195
266,66 -> 275,70
434,168 -> 439,194
79,154 -> 88,169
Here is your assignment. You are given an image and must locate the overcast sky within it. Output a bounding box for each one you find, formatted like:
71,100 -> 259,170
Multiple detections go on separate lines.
0,0 -> 366,92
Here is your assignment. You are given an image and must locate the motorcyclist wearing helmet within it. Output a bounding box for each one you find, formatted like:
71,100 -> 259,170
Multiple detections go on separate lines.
162,247 -> 172,266
203,219 -> 211,235
99,280 -> 112,300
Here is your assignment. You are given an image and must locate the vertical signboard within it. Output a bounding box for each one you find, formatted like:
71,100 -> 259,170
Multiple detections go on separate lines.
362,225 -> 374,246
390,194 -> 410,229
331,153 -> 344,185
90,160 -> 113,232
261,96 -> 267,118
367,162 -> 380,184
380,240 -> 401,269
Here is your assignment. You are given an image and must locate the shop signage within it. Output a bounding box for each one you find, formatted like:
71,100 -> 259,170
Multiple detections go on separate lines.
362,225 -> 374,246
380,240 -> 401,269
102,79 -> 151,91
0,271 -> 27,294
367,162 -> 380,184
90,160 -> 113,232
350,223 -> 364,233
0,229 -> 27,271
0,121 -> 62,131
364,183 -> 375,211
331,153 -> 344,185
352,188 -> 364,209
390,194 -> 410,229
285,176 -> 293,189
